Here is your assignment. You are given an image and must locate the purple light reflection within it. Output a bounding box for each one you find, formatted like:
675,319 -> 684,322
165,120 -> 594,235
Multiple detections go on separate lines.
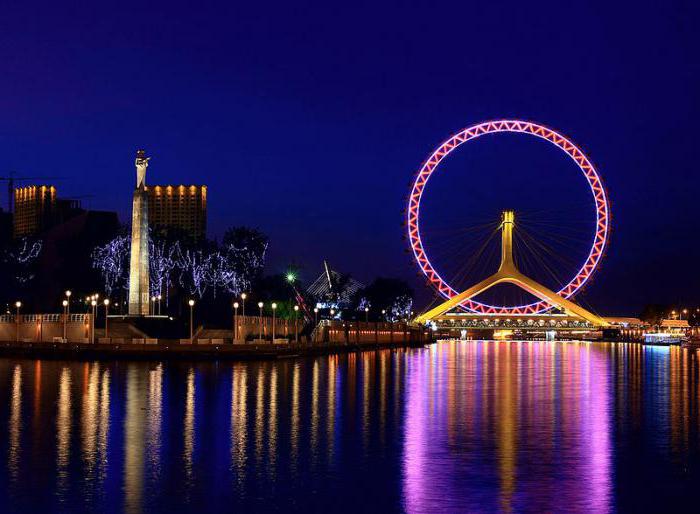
402,341 -> 612,513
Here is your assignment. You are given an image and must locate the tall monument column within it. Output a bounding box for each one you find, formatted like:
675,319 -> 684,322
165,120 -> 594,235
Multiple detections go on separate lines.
128,150 -> 150,316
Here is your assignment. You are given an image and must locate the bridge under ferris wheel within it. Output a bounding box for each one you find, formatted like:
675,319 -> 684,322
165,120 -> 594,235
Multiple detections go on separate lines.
408,120 -> 613,334
414,210 -> 610,330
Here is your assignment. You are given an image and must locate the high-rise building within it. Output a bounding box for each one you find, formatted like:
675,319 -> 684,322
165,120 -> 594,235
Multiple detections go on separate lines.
146,185 -> 207,242
13,185 -> 57,238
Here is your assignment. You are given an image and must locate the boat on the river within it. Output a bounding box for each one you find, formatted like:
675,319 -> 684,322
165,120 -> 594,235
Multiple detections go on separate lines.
644,319 -> 690,345
643,333 -> 684,346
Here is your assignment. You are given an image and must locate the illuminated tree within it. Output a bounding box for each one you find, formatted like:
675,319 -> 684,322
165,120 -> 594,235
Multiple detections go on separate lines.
149,236 -> 180,298
353,277 -> 414,321
92,226 -> 268,302
222,227 -> 268,292
389,294 -> 413,322
91,234 -> 130,296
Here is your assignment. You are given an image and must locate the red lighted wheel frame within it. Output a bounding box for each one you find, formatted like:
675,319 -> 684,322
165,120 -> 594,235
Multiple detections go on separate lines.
407,120 -> 610,315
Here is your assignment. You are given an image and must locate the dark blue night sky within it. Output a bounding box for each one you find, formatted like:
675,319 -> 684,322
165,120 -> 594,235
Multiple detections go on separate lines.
1,0 -> 697,314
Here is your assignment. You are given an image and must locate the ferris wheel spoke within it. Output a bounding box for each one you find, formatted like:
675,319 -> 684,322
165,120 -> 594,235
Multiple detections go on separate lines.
444,228 -> 501,289
515,232 -> 568,290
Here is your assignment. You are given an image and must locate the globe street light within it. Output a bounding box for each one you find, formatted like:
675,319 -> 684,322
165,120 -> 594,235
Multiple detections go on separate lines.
682,309 -> 688,320
313,307 -> 318,325
188,299 -> 195,343
103,299 -> 110,339
157,294 -> 162,316
233,301 -> 239,342
65,290 -> 72,317
294,305 -> 300,343
271,303 -> 277,342
241,293 -> 247,318
62,299 -> 69,341
382,309 -> 386,322
365,306 -> 369,323
258,302 -> 264,341
15,301 -> 21,342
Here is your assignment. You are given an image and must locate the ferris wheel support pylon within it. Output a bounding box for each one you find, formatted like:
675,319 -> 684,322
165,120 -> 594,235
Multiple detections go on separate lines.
414,211 -> 609,327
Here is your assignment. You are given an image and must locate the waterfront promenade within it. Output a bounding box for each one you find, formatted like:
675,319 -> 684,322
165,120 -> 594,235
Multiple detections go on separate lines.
0,319 -> 432,360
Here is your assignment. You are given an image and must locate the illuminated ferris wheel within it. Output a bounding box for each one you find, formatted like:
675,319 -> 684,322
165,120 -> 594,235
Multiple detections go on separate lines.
407,120 -> 610,316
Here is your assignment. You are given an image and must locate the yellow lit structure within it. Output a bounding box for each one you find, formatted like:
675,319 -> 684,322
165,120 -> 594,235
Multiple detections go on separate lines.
146,185 -> 207,241
415,211 -> 609,327
13,185 -> 57,238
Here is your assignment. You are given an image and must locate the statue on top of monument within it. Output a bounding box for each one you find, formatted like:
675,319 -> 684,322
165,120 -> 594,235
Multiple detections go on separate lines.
135,149 -> 150,189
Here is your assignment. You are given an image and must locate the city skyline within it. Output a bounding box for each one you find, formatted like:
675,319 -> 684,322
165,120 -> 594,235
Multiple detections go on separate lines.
1,1 -> 698,315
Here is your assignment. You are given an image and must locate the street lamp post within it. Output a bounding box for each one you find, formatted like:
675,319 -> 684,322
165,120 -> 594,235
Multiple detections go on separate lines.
271,303 -> 277,343
62,300 -> 68,341
258,302 -> 264,341
15,301 -> 21,342
151,296 -> 156,316
294,305 -> 299,343
65,290 -> 71,317
682,309 -> 688,320
157,294 -> 162,316
233,302 -> 239,342
313,307 -> 318,325
91,299 -> 97,343
103,299 -> 110,339
382,309 -> 386,322
189,299 -> 195,343
241,293 -> 247,318
365,307 -> 369,323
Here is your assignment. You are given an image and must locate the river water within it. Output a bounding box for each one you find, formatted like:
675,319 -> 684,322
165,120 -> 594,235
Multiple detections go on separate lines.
1,341 -> 699,513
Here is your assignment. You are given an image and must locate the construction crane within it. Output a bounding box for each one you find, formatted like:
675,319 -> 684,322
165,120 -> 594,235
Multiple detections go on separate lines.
0,173 -> 63,212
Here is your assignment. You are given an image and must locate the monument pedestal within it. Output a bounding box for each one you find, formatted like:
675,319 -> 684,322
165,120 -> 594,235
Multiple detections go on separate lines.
128,187 -> 150,316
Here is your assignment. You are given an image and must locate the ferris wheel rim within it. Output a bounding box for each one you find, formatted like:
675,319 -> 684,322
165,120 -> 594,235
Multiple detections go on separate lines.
407,119 -> 610,315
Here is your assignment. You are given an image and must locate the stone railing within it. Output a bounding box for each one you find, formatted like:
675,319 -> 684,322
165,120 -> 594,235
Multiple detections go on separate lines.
0,314 -> 93,342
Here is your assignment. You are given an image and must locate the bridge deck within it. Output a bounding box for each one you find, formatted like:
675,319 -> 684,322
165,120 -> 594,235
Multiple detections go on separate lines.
432,313 -> 598,331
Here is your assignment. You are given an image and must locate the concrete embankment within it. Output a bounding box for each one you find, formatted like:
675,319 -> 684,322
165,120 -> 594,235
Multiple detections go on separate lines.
0,338 -> 431,361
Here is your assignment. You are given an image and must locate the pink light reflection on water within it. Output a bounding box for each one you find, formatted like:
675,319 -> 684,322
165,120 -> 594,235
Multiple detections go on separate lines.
402,341 -> 612,513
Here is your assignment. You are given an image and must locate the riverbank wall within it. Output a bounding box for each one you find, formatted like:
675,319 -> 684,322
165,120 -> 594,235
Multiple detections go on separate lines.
0,336 -> 432,361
